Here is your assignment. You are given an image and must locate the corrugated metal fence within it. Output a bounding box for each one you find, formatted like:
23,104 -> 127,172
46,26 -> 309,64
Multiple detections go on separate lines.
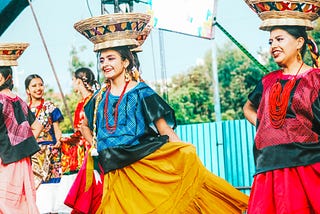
176,119 -> 256,195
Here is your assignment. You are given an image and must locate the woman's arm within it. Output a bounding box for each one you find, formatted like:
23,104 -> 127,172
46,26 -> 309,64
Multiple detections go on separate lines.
31,119 -> 43,139
53,121 -> 63,148
243,100 -> 257,126
80,115 -> 93,144
154,117 -> 181,142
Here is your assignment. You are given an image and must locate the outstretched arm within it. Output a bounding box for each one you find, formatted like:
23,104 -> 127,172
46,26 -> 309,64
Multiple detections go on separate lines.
243,100 -> 257,126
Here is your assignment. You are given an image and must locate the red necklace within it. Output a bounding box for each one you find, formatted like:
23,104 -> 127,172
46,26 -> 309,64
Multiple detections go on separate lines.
29,98 -> 44,118
269,63 -> 304,128
104,81 -> 130,133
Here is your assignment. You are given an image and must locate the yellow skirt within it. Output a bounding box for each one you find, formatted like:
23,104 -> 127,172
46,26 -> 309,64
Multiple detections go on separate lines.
97,142 -> 248,214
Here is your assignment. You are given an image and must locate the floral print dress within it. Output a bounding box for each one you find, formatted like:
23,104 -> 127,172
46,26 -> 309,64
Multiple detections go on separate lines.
61,95 -> 92,174
30,100 -> 64,189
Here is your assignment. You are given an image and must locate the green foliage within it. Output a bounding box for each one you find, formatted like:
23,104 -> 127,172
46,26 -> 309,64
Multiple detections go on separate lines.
167,52 -> 214,124
217,42 -> 266,119
68,45 -> 95,74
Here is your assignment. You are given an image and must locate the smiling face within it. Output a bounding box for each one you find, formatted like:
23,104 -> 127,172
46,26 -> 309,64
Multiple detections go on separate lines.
99,49 -> 129,82
269,28 -> 304,67
26,77 -> 44,100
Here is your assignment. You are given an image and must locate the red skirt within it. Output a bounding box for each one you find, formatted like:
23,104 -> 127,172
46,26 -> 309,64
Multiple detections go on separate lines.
64,154 -> 103,214
248,162 -> 320,214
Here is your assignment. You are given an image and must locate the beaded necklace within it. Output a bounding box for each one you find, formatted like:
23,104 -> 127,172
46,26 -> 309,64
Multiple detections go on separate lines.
269,62 -> 304,128
104,81 -> 130,133
90,80 -> 130,149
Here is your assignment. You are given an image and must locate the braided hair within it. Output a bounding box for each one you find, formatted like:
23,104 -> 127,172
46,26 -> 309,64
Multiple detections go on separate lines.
74,67 -> 100,92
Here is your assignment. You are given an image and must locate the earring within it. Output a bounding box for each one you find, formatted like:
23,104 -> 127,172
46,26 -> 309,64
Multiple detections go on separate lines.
297,50 -> 302,61
124,70 -> 130,82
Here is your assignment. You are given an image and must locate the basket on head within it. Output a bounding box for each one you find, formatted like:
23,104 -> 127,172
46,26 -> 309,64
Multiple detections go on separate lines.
0,42 -> 29,66
74,13 -> 151,52
244,0 -> 320,31
131,22 -> 153,53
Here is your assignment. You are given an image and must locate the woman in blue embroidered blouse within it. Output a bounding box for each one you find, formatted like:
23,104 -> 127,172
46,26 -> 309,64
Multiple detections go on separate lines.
65,46 -> 249,214
65,13 -> 249,214
25,74 -> 64,213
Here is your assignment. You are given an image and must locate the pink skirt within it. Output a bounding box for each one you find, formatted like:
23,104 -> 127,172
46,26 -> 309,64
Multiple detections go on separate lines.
0,157 -> 39,214
248,162 -> 320,213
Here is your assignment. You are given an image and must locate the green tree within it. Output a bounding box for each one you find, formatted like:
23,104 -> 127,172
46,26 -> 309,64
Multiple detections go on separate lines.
167,51 -> 214,124
217,42 -> 266,119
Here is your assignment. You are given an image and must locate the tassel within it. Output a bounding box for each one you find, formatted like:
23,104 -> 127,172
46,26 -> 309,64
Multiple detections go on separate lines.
85,147 -> 101,192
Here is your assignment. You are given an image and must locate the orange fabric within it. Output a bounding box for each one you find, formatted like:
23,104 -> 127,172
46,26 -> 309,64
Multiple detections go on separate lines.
97,142 -> 248,214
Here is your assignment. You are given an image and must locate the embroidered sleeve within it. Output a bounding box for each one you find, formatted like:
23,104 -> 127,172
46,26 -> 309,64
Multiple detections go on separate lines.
51,108 -> 64,123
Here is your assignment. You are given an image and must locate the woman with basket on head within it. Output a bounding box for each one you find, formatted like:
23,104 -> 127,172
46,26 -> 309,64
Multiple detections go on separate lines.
66,12 -> 249,214
0,43 -> 43,214
243,0 -> 320,213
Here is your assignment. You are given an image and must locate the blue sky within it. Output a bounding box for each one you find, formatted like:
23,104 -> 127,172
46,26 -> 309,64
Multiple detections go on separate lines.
0,0 -> 269,97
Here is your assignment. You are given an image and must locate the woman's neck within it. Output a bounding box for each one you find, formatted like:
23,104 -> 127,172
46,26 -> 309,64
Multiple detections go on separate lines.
282,61 -> 304,75
29,98 -> 43,107
0,88 -> 15,97
80,89 -> 92,100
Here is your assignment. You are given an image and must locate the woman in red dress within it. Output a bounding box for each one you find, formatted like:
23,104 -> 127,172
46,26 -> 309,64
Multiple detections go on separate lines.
56,67 -> 100,213
243,25 -> 320,213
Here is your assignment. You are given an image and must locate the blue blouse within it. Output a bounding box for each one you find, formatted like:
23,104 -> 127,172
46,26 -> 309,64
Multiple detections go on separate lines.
87,82 -> 176,152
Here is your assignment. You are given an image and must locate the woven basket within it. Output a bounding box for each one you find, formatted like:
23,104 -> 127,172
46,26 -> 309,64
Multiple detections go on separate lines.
244,0 -> 320,30
0,42 -> 29,66
131,22 -> 153,52
74,13 -> 151,52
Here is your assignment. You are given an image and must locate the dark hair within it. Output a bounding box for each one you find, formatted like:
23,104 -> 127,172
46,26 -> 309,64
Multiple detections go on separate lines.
0,66 -> 13,90
270,25 -> 308,57
24,74 -> 43,90
132,52 -> 140,71
74,67 -> 100,92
